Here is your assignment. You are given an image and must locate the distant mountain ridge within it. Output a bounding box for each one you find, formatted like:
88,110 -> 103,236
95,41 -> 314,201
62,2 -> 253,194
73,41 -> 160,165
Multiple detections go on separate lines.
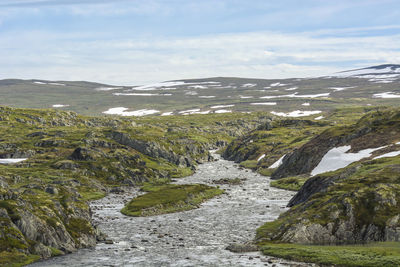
0,64 -> 399,116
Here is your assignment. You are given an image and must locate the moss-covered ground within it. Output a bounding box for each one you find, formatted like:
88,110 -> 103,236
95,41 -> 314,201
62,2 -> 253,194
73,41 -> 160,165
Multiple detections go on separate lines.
260,242 -> 400,267
0,106 -> 269,265
269,175 -> 310,191
121,184 -> 224,216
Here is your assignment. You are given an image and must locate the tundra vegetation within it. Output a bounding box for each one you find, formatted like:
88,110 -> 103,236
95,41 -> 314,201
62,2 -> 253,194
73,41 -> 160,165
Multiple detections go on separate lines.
1,104 -> 400,266
223,106 -> 400,266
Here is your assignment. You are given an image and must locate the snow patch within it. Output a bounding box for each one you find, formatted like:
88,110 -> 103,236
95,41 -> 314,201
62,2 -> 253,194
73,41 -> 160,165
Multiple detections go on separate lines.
185,91 -> 198,95
96,87 -> 122,91
268,155 -> 286,169
198,96 -> 216,98
270,82 -> 287,87
271,110 -> 322,117
285,87 -> 298,91
103,107 -> 159,116
260,92 -> 330,99
241,83 -> 257,88
302,103 -> 310,106
239,96 -> 254,99
161,112 -> 174,116
0,158 -> 27,164
311,145 -> 386,176
33,81 -> 65,86
210,105 -> 235,109
257,154 -> 266,162
52,104 -> 69,108
328,86 -> 356,91
131,81 -> 219,91
315,116 -> 324,120
373,92 -> 400,98
214,109 -> 232,114
250,102 -> 277,106
113,93 -> 162,96
374,151 -> 400,159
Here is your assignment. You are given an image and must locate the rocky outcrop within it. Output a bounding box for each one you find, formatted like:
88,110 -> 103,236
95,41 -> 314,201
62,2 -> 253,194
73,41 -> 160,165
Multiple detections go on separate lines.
271,127 -> 371,179
271,109 -> 400,179
110,131 -> 209,168
257,157 -> 400,245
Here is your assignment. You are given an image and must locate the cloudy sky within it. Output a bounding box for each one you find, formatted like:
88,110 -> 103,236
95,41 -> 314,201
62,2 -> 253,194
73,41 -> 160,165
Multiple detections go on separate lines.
1,0 -> 400,85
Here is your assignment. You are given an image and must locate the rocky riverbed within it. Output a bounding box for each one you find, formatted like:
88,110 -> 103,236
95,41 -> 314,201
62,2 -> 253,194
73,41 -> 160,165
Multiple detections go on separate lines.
30,153 -> 309,267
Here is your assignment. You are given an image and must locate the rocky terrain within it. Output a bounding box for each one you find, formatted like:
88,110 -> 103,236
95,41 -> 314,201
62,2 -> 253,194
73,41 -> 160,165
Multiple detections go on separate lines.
1,65 -> 400,266
219,107 -> 400,265
255,108 -> 400,244
0,106 -> 270,266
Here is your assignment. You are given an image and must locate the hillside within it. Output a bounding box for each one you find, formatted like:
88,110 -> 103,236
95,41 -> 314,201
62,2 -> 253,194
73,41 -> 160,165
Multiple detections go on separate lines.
1,65 -> 400,117
0,106 -> 269,265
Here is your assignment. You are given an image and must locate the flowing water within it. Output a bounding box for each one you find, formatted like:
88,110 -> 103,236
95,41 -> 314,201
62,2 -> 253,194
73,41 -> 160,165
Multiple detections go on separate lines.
31,153 -> 310,267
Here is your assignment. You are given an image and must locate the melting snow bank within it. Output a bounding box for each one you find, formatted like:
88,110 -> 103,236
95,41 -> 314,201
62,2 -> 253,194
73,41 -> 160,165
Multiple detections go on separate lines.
314,116 -> 324,120
269,155 -> 286,169
103,107 -> 159,116
257,154 -> 266,162
130,81 -> 220,91
374,151 -> 400,159
373,92 -> 400,98
95,87 -> 122,91
214,109 -> 232,114
113,93 -> 171,96
260,92 -> 330,99
329,86 -> 356,91
251,102 -> 277,106
210,105 -> 235,109
52,104 -> 70,108
271,110 -> 321,117
0,158 -> 27,164
33,81 -> 65,86
241,83 -> 257,88
311,145 -> 386,176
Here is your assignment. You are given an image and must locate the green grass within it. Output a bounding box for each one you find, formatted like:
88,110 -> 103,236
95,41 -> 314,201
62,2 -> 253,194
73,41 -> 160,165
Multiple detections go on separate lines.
0,251 -> 40,267
260,242 -> 400,267
270,175 -> 310,191
121,184 -> 223,216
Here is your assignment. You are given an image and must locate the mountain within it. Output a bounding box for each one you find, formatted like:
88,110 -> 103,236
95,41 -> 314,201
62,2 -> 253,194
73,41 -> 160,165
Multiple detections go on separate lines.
1,64 -> 399,117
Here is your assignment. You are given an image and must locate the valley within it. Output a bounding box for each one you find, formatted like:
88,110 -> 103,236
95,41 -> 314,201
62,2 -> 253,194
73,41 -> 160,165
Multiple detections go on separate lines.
1,65 -> 400,266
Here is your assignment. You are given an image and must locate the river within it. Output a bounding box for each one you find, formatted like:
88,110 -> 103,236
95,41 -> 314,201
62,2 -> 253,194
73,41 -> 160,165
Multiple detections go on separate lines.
31,153 -> 310,266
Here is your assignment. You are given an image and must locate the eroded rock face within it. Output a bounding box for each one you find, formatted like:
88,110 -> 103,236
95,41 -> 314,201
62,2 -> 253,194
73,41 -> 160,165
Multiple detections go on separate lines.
257,160 -> 400,245
110,131 -> 210,168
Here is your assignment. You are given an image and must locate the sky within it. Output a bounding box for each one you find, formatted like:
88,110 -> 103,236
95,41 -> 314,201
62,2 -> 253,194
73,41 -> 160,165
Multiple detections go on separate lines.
1,0 -> 400,85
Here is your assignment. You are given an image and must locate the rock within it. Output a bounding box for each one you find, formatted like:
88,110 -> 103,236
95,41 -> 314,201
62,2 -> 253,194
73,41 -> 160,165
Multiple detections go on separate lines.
69,147 -> 94,161
45,186 -> 58,195
225,242 -> 258,253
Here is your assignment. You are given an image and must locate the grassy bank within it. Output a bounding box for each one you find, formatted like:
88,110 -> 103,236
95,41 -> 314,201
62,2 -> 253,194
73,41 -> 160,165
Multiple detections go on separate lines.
260,242 -> 400,267
269,175 -> 309,191
121,184 -> 223,216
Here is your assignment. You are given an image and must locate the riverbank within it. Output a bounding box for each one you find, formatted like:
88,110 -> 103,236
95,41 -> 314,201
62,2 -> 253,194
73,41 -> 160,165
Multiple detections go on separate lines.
30,153 -> 310,266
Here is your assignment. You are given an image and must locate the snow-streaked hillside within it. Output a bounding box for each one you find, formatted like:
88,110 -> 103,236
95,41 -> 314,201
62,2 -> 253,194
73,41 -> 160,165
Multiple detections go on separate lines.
335,64 -> 400,83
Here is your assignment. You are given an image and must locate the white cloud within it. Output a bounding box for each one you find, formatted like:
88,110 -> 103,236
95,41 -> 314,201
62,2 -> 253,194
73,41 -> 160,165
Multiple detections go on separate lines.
1,27 -> 400,85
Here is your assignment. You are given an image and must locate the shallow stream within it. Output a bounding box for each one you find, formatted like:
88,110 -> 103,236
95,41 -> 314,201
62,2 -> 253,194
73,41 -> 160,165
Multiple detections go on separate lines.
31,153 -> 309,266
